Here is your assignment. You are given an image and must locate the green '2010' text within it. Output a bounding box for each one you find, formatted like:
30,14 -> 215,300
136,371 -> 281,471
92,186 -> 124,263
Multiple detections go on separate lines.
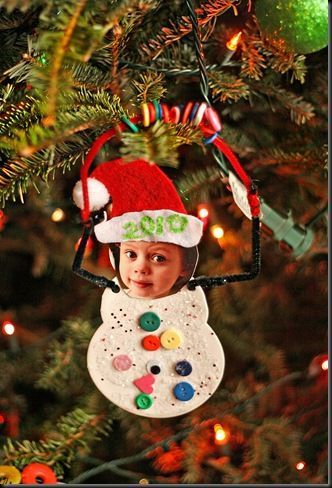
122,214 -> 188,240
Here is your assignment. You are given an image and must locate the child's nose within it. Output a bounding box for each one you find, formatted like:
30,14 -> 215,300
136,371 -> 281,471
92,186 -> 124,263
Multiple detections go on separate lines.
134,257 -> 150,274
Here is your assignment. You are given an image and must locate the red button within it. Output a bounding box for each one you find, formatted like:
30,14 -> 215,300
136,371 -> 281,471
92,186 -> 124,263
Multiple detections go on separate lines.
142,335 -> 160,351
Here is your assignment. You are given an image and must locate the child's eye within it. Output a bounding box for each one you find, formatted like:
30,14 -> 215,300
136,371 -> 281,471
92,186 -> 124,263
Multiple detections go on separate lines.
125,250 -> 137,259
152,254 -> 166,263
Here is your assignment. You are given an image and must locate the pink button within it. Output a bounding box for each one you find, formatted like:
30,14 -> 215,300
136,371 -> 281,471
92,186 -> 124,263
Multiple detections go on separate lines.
112,354 -> 132,371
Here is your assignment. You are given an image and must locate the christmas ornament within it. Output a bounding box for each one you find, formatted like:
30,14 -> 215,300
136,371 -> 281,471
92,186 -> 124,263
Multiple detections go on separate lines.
73,157 -> 224,417
21,463 -> 57,484
255,0 -> 328,54
0,466 -> 21,485
72,101 -> 261,418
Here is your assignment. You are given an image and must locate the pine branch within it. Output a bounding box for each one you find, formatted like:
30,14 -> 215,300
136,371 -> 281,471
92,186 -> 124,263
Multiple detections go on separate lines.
36,319 -> 93,393
0,6 -> 41,74
0,93 -> 40,136
0,148 -> 80,205
176,166 -> 223,209
251,147 -> 327,172
251,82 -> 315,125
0,1 -> 41,13
240,27 -> 267,80
205,457 -> 242,483
141,0 -> 238,60
131,72 -> 166,104
251,418 -> 302,467
241,19 -> 307,84
0,92 -> 124,204
209,71 -> 250,103
69,372 -> 304,484
120,120 -> 202,167
2,408 -> 113,478
40,0 -> 88,125
259,30 -> 307,84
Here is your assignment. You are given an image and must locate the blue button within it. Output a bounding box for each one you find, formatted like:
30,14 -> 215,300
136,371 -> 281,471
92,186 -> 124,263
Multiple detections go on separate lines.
173,382 -> 195,401
139,312 -> 161,332
175,360 -> 192,376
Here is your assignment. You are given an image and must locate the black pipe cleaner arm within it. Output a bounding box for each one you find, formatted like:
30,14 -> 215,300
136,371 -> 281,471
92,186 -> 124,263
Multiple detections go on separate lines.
72,223 -> 120,293
187,216 -> 261,290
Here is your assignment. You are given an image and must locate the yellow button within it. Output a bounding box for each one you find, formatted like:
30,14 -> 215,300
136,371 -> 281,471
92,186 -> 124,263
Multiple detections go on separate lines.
160,329 -> 182,349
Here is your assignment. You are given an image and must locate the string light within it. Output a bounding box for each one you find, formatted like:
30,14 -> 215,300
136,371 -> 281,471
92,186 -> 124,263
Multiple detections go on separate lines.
211,225 -> 224,239
2,320 -> 15,336
226,31 -> 242,51
295,461 -> 306,471
197,204 -> 210,231
214,423 -> 229,445
198,205 -> 209,219
308,354 -> 328,378
51,208 -> 65,222
321,358 -> 328,371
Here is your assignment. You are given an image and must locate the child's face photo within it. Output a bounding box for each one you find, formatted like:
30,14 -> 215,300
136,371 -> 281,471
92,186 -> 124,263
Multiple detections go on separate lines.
118,241 -> 190,299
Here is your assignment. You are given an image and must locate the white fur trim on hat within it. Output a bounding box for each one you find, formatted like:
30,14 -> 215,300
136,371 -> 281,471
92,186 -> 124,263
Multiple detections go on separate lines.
94,209 -> 203,247
72,177 -> 110,211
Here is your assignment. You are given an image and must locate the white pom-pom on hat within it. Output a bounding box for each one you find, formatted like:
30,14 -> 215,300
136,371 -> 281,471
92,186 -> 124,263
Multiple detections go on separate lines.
72,177 -> 110,211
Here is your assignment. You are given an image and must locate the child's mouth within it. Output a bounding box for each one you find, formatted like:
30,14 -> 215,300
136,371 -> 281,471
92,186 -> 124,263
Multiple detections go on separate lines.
131,279 -> 152,288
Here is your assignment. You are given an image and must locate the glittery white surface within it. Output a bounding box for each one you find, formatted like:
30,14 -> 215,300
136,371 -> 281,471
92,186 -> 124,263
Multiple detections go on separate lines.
87,282 -> 225,418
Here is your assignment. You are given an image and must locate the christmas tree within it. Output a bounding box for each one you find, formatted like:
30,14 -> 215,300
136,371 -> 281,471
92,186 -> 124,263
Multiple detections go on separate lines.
0,0 -> 328,484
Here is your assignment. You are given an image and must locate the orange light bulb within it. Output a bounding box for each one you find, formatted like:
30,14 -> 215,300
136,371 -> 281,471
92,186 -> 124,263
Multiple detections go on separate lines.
211,225 -> 224,239
226,31 -> 242,51
214,423 -> 229,445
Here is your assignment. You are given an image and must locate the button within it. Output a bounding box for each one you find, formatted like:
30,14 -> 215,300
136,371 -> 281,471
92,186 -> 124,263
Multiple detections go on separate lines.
142,335 -> 160,351
112,355 -> 132,371
135,393 -> 153,409
146,360 -> 162,375
175,360 -> 192,376
160,329 -> 182,349
139,312 -> 161,332
173,382 -> 195,401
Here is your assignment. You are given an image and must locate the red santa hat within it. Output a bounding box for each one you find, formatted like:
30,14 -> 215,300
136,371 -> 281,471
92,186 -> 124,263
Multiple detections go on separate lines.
73,158 -> 203,247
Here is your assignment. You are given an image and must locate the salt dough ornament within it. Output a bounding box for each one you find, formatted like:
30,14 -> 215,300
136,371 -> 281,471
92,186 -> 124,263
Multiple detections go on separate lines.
87,280 -> 225,418
72,110 -> 261,417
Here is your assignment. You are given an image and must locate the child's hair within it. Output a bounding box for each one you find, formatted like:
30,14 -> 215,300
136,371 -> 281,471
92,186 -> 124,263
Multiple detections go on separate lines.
109,243 -> 198,295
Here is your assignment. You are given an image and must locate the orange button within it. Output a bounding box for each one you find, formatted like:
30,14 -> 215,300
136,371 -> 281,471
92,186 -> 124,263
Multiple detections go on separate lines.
142,334 -> 160,351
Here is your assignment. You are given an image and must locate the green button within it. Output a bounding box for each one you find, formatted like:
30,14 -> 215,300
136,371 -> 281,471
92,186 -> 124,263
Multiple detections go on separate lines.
139,312 -> 161,332
135,393 -> 153,410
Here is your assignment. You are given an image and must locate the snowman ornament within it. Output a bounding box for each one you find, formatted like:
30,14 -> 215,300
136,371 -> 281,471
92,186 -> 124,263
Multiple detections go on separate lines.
73,149 -> 260,418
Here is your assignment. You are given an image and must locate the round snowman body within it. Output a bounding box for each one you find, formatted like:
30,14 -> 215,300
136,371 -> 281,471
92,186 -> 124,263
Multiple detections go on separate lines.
87,282 -> 225,418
